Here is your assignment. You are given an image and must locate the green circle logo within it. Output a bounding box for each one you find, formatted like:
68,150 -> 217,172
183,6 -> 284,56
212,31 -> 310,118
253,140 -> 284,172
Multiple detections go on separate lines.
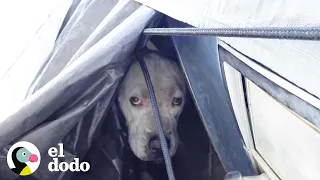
7,141 -> 41,176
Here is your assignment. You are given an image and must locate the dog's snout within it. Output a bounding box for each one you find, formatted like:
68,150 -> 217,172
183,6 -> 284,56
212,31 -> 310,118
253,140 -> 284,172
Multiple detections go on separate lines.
148,135 -> 171,158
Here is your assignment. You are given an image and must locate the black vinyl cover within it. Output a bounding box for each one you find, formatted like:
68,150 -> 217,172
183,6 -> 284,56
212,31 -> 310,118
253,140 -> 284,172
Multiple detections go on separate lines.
0,0 -> 223,180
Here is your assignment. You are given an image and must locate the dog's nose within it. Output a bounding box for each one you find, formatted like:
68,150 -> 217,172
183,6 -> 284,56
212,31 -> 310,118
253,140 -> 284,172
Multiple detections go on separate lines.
148,135 -> 170,158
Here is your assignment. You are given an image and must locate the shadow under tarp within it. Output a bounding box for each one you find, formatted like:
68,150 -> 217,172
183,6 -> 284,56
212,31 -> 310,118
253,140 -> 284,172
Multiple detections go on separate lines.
0,0 -> 225,180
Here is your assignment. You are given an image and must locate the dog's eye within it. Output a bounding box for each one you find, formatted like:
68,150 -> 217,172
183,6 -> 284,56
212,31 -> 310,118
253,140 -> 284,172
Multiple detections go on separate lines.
130,96 -> 142,106
172,97 -> 183,106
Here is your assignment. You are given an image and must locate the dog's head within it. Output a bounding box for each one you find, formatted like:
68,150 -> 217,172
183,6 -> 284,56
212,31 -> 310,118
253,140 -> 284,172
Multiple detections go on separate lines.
118,51 -> 187,161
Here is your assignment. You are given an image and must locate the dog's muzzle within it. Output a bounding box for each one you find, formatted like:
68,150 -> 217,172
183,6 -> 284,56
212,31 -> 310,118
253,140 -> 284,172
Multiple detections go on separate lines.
148,135 -> 171,161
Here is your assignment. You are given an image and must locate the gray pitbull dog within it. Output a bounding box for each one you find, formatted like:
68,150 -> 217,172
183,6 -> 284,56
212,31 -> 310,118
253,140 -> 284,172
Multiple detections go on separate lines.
118,49 -> 187,161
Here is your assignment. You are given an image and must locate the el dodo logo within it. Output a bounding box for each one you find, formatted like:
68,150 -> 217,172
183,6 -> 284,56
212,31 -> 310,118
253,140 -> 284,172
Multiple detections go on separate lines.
7,142 -> 89,174
7,141 -> 40,176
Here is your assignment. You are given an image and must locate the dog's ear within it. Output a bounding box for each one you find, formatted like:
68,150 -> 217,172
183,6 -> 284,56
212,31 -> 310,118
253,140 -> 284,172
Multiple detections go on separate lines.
140,46 -> 151,55
139,41 -> 161,56
140,46 -> 158,56
146,41 -> 160,52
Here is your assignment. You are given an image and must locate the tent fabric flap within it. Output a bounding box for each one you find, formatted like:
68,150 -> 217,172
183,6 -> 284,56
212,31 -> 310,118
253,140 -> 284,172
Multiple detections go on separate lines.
136,0 -> 320,100
0,0 -> 158,179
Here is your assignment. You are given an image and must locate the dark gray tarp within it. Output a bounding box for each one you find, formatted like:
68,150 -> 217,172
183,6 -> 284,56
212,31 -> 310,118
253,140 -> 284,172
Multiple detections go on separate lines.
0,0 -> 224,180
0,0 -> 157,179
